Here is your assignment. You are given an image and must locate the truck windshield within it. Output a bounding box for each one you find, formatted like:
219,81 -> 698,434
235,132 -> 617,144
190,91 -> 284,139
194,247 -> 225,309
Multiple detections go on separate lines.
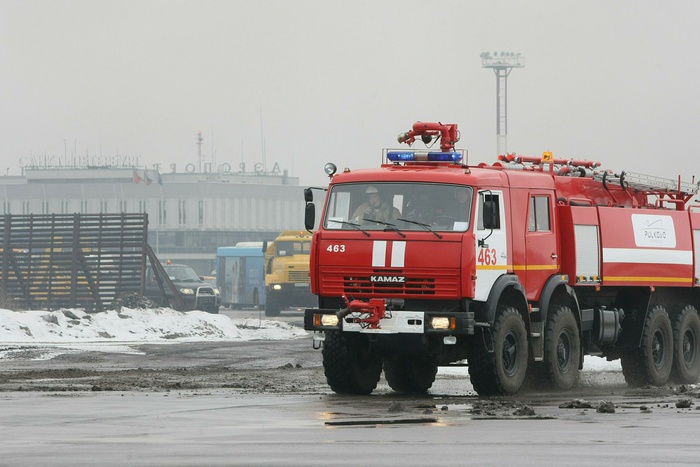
276,241 -> 311,256
324,183 -> 472,232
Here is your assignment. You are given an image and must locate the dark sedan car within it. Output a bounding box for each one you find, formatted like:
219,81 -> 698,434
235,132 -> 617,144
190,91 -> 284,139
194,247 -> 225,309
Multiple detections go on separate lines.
145,263 -> 221,313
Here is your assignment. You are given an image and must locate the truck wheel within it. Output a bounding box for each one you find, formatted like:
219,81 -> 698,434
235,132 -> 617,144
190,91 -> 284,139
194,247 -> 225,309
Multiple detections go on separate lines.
623,305 -> 673,386
468,306 -> 528,395
620,351 -> 646,387
671,305 -> 700,384
544,306 -> 580,390
383,356 -> 438,394
265,295 -> 280,317
207,306 -> 219,314
322,331 -> 382,395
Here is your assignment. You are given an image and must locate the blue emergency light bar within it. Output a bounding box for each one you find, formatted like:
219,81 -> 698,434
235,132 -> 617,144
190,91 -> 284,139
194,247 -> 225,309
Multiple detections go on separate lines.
386,150 -> 463,163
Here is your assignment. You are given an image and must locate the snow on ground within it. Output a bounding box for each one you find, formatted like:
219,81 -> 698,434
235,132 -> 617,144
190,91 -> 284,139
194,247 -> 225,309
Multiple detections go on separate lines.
437,357 -> 621,376
0,307 -> 309,359
0,307 -> 622,372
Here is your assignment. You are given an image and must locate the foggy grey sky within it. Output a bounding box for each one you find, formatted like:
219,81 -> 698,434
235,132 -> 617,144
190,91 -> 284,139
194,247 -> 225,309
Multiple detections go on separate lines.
2,0 -> 699,188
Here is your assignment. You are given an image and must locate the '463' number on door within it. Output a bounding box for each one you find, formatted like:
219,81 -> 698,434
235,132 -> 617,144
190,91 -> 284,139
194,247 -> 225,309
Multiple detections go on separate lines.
478,248 -> 497,265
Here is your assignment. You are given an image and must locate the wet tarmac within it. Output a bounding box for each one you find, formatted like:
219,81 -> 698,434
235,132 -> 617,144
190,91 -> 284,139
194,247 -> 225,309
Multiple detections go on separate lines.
1,308 -> 699,465
2,383 -> 700,466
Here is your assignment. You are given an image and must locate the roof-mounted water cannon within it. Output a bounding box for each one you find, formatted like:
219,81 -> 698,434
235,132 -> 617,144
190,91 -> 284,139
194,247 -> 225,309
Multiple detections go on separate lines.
397,121 -> 460,152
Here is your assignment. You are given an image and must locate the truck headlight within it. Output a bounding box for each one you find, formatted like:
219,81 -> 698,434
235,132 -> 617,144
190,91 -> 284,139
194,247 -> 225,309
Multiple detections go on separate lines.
213,288 -> 220,295
314,313 -> 339,327
179,288 -> 195,295
431,316 -> 455,330
272,284 -> 282,291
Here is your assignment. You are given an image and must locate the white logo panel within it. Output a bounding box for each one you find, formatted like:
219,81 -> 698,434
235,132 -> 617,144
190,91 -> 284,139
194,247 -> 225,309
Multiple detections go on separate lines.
631,214 -> 676,248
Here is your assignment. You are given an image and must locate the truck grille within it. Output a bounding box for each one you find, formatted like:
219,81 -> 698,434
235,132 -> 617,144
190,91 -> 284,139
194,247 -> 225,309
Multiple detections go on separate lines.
319,268 -> 459,297
289,270 -> 309,282
344,276 -> 435,295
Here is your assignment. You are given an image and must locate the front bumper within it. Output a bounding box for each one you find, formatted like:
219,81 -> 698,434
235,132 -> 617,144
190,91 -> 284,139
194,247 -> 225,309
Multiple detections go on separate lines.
193,295 -> 221,310
303,308 -> 475,335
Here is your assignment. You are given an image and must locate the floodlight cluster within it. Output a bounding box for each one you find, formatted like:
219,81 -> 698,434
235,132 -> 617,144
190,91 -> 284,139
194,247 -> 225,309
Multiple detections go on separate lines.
480,51 -> 522,59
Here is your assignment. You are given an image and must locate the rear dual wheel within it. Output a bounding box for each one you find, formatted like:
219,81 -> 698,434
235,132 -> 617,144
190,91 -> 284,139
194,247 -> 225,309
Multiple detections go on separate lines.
672,305 -> 700,384
621,305 -> 673,387
544,306 -> 580,390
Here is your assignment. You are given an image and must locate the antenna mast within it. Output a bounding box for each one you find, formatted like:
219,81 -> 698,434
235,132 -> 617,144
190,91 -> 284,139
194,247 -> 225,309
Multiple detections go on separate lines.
197,131 -> 203,173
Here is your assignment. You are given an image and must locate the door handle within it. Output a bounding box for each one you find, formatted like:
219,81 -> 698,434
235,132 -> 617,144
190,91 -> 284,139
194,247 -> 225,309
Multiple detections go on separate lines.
551,253 -> 558,259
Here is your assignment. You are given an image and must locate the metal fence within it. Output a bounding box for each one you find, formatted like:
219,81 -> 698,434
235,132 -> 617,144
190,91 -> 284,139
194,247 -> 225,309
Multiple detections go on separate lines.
1,213 -> 149,311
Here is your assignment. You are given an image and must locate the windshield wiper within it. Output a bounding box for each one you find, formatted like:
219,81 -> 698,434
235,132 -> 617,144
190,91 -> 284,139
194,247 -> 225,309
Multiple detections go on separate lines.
396,218 -> 443,239
336,220 -> 370,237
363,219 -> 406,238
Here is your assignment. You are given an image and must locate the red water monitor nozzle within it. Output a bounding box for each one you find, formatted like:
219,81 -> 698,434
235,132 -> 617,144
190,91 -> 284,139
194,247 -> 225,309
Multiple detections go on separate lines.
397,121 -> 459,152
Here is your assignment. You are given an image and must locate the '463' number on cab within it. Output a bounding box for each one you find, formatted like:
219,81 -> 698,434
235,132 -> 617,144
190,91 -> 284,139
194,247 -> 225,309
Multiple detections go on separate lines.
478,248 -> 497,265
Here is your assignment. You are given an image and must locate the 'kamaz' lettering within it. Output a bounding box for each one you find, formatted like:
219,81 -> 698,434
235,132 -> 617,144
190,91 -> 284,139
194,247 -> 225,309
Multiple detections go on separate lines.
370,275 -> 406,283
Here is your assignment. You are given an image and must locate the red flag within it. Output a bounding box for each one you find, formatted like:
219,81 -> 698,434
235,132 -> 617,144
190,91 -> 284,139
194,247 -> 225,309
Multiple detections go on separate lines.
133,170 -> 142,184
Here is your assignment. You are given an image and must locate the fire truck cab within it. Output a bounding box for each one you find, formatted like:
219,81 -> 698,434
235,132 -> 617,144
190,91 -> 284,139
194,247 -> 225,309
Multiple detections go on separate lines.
303,121 -> 700,396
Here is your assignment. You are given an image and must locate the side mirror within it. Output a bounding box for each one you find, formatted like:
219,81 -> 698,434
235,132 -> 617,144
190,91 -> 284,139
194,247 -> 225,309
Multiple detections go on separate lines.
305,203 -> 316,231
262,240 -> 268,253
304,188 -> 313,203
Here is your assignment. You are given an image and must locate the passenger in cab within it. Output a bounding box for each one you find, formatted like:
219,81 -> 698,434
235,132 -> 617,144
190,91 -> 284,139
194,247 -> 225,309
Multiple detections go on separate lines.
352,186 -> 401,224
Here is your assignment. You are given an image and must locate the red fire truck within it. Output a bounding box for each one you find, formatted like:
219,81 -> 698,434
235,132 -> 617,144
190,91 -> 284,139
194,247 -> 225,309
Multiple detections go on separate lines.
302,121 -> 700,396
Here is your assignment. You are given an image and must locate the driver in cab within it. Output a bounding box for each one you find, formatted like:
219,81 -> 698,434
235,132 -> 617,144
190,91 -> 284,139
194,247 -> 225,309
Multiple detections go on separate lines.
352,186 -> 400,224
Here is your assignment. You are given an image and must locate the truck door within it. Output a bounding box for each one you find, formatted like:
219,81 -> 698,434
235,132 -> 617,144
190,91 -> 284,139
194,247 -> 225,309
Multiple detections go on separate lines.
474,190 -> 508,301
524,190 -> 558,300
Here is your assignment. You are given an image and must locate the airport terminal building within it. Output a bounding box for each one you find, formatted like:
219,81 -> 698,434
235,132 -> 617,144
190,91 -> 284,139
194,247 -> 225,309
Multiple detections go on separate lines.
1,159 -> 307,275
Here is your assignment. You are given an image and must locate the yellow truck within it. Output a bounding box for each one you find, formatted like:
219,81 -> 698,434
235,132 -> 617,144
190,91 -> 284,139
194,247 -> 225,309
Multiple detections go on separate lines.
262,230 -> 315,316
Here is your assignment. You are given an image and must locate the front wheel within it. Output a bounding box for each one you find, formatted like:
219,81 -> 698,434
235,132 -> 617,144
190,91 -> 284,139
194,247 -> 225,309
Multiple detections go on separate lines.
672,305 -> 700,384
265,293 -> 281,317
468,306 -> 528,395
322,331 -> 382,395
383,356 -> 438,394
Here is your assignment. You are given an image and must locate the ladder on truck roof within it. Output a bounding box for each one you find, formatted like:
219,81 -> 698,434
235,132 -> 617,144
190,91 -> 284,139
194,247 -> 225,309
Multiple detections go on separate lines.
493,152 -> 698,208
593,170 -> 699,197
